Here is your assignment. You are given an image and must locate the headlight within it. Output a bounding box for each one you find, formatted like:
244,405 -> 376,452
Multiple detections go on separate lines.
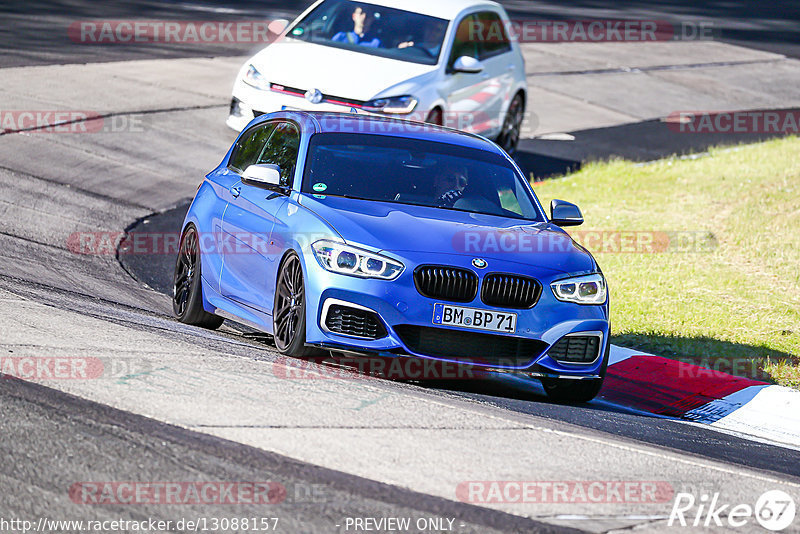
362,95 -> 418,114
312,240 -> 404,280
551,274 -> 607,305
243,64 -> 270,90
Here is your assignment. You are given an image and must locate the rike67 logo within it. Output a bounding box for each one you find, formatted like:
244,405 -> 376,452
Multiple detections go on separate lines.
669,490 -> 796,531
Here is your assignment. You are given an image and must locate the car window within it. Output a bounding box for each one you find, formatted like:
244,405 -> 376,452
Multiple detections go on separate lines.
287,0 -> 448,66
229,122 -> 277,173
257,122 -> 301,187
475,11 -> 512,60
449,15 -> 479,67
303,133 -> 542,222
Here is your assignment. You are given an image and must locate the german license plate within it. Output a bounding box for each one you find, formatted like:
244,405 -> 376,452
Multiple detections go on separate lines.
432,303 -> 517,334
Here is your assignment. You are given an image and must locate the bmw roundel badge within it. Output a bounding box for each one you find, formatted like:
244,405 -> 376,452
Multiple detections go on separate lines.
472,258 -> 488,269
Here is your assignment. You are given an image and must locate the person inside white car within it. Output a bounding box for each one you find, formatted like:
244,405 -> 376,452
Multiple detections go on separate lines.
332,5 -> 382,47
397,23 -> 444,57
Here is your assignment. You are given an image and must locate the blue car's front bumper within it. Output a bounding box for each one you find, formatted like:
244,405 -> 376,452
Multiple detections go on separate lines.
301,249 -> 610,378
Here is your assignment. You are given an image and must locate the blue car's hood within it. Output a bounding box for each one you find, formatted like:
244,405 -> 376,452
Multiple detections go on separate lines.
298,195 -> 596,275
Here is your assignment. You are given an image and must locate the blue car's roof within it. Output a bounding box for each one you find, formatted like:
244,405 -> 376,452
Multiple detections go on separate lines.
263,111 -> 504,155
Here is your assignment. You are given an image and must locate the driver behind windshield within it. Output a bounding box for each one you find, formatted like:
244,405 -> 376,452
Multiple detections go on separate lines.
332,5 -> 382,47
397,23 -> 443,56
432,161 -> 467,208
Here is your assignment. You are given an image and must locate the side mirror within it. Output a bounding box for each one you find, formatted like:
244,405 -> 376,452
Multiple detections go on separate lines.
452,56 -> 485,74
269,19 -> 290,35
242,164 -> 282,189
550,199 -> 584,227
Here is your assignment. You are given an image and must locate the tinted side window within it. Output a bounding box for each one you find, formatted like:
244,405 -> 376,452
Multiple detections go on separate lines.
229,123 -> 277,172
475,12 -> 512,60
449,15 -> 479,66
257,123 -> 301,187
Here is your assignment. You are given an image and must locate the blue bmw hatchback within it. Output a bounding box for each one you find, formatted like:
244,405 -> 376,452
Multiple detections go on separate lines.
174,111 -> 610,402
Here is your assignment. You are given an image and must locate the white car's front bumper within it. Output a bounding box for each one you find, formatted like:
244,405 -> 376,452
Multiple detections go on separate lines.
227,80 -> 395,131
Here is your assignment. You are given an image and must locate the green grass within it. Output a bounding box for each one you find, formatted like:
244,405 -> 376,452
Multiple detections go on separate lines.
532,137 -> 800,389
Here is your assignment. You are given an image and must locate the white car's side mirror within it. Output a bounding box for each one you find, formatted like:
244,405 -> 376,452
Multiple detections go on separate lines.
242,164 -> 282,188
269,19 -> 290,35
452,56 -> 485,74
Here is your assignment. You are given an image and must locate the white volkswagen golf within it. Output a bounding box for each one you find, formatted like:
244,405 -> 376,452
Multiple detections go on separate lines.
227,0 -> 528,153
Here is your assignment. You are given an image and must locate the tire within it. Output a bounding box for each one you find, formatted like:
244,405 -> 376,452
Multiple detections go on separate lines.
496,94 -> 524,155
273,252 -> 318,357
173,225 -> 224,329
426,108 -> 444,126
541,342 -> 610,403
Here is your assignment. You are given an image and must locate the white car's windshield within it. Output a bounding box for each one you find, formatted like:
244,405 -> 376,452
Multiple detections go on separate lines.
287,0 -> 449,66
303,133 -> 543,221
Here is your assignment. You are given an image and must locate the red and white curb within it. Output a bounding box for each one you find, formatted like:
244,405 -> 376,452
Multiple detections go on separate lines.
602,346 -> 800,449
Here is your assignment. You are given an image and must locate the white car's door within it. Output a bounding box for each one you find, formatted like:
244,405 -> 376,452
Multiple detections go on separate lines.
442,14 -> 493,135
471,10 -> 518,139
443,11 -> 514,138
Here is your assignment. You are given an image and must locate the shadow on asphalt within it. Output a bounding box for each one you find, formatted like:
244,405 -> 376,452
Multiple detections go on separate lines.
517,114 -> 800,180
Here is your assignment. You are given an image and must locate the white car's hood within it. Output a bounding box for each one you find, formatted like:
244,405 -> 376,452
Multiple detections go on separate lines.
250,39 -> 437,101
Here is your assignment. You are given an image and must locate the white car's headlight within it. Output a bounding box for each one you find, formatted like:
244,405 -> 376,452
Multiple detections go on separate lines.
551,274 -> 607,305
362,95 -> 418,114
312,240 -> 404,280
243,64 -> 270,90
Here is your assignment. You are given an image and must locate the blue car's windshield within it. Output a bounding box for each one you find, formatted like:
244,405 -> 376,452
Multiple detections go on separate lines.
287,0 -> 449,66
303,133 -> 543,221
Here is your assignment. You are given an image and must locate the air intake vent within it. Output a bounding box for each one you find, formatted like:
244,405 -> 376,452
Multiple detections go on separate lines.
547,335 -> 601,364
414,266 -> 478,303
481,274 -> 542,309
325,304 -> 387,339
394,325 -> 547,367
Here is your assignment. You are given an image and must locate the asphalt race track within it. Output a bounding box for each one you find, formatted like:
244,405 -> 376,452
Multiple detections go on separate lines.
2,1 -> 800,533
2,0 -> 799,67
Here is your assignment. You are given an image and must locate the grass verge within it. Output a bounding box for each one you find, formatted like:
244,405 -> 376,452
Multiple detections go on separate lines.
533,137 -> 800,389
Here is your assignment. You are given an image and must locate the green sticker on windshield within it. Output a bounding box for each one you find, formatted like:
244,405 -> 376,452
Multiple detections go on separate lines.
313,183 -> 328,192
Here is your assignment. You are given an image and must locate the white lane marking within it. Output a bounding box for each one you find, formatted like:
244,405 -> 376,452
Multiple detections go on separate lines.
710,385 -> 800,449
256,378 -> 800,489
684,385 -> 770,423
551,515 -> 668,520
678,419 -> 800,453
608,345 -> 639,365
535,133 -> 576,141
177,3 -> 245,14
506,423 -> 800,488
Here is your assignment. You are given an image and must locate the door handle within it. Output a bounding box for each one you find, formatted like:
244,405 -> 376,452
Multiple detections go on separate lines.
508,65 -> 516,72
230,185 -> 241,198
